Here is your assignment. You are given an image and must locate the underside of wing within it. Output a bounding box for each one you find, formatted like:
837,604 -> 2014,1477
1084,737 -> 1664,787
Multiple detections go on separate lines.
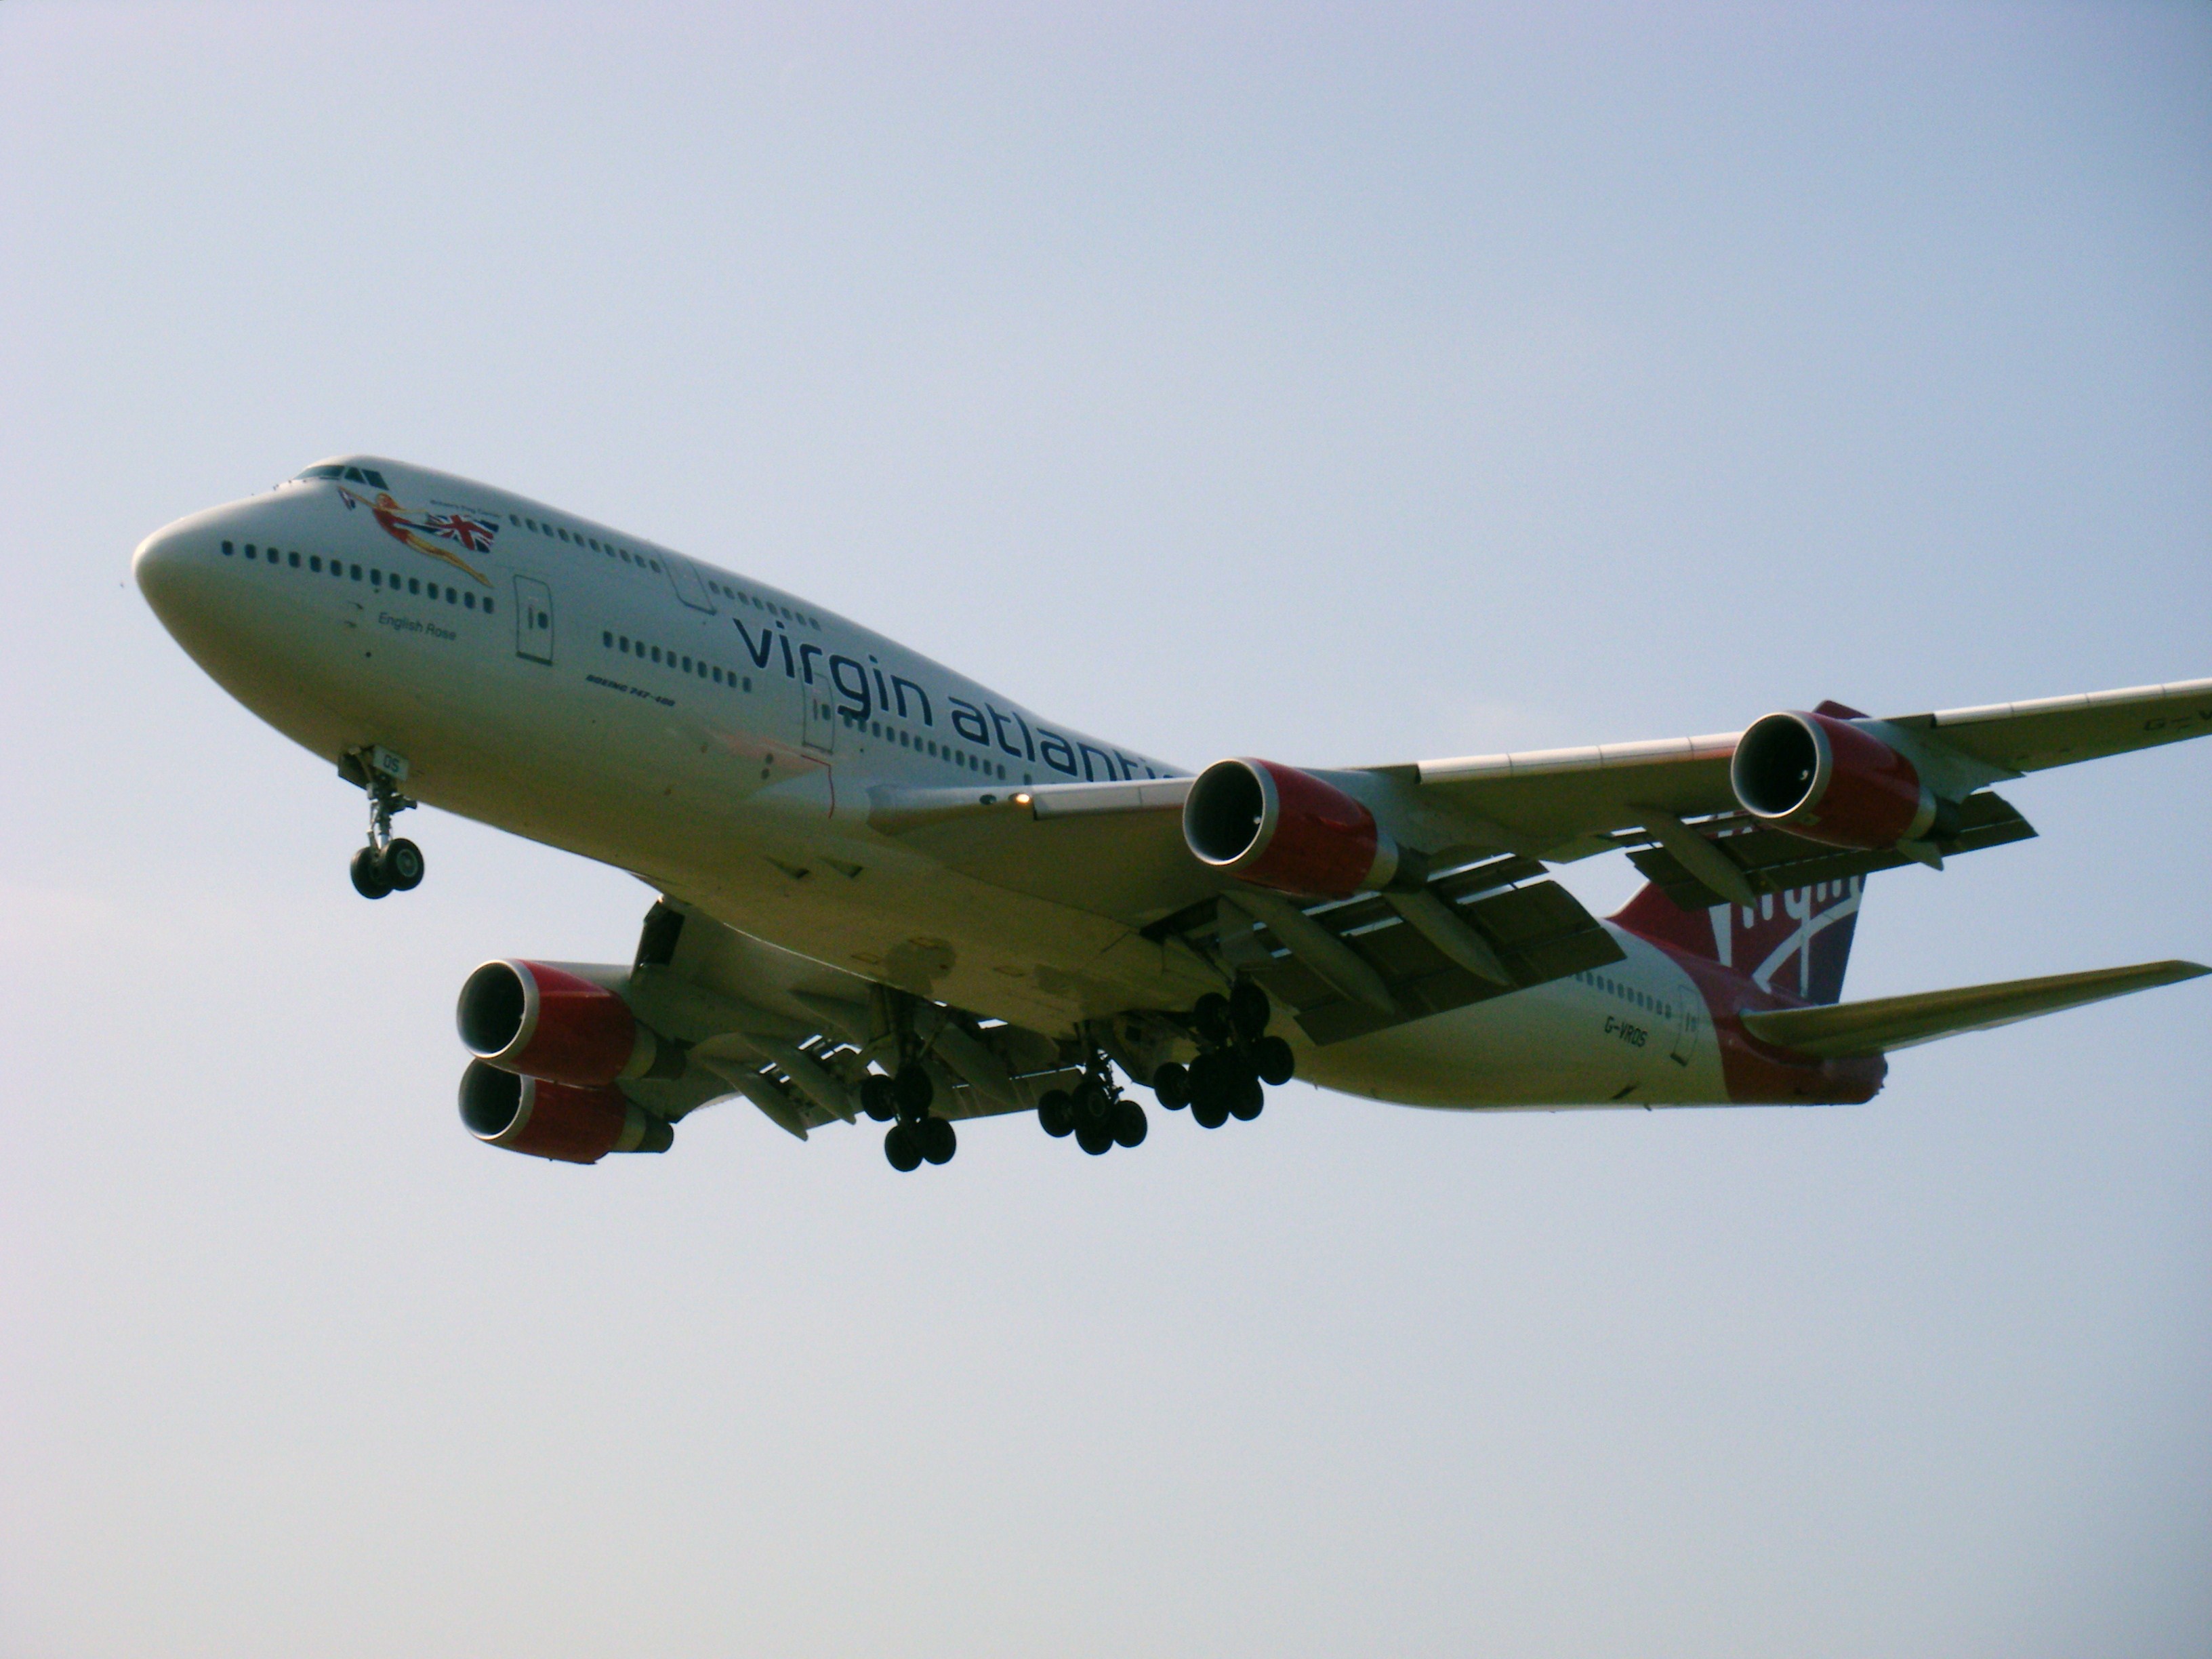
1739,960 -> 2209,1059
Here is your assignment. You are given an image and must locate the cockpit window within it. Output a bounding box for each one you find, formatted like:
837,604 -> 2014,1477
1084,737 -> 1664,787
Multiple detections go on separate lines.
295,463 -> 390,490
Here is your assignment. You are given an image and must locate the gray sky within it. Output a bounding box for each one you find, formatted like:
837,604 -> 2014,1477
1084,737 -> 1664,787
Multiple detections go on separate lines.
3,4 -> 2208,1655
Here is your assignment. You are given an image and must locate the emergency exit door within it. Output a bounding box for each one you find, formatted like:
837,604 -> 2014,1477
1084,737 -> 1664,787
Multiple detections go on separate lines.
514,575 -> 554,664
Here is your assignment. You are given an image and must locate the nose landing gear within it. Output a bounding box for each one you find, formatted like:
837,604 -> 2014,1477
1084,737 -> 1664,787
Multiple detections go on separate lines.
347,749 -> 424,899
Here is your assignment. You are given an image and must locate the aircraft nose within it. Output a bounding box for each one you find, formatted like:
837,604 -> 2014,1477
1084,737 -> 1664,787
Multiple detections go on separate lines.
132,519 -> 216,630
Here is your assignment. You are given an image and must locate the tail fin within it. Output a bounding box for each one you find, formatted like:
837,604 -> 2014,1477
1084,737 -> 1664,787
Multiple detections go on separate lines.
1614,876 -> 1865,1004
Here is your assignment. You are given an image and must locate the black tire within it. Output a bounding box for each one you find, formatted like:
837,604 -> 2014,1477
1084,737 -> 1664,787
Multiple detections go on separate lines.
893,1064 -> 935,1118
377,837 -> 425,891
1151,1061 -> 1191,1109
1072,1080 -> 1113,1125
860,1073 -> 899,1122
350,846 -> 392,899
1229,1082 -> 1265,1122
1192,991 -> 1232,1046
1229,980 -> 1271,1044
884,1124 -> 922,1171
1252,1034 -> 1296,1087
1191,1095 -> 1229,1130
1038,1088 -> 1075,1138
920,1116 -> 956,1164
1075,1118 -> 1114,1155
1111,1099 -> 1148,1147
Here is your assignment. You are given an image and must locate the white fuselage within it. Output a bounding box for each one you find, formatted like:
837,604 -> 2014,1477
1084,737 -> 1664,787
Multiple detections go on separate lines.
135,459 -> 1736,1108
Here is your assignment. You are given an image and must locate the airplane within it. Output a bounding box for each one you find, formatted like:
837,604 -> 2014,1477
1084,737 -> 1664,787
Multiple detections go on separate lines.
132,455 -> 2211,1172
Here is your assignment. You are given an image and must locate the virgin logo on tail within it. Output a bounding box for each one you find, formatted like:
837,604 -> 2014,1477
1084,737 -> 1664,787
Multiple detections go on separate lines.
1707,879 -> 1862,1004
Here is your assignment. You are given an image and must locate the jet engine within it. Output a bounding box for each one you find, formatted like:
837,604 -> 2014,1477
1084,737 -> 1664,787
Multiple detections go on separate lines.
1183,758 -> 1404,900
456,959 -> 667,1087
1731,710 -> 1945,851
458,1060 -> 673,1163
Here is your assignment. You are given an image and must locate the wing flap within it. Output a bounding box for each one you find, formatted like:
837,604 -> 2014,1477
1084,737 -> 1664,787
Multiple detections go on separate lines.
1622,791 -> 2037,911
1740,959 -> 2208,1059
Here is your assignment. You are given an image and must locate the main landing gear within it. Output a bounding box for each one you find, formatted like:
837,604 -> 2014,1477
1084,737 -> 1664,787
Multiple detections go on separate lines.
1036,1058 -> 1148,1156
348,758 -> 425,901
861,1054 -> 958,1172
1151,981 -> 1295,1130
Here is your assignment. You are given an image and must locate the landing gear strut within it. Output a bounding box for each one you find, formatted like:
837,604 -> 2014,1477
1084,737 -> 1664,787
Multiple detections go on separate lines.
348,750 -> 424,900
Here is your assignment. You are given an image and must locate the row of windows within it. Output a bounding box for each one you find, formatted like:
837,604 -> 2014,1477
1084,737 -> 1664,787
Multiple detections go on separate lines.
222,541 -> 492,611
602,630 -> 753,692
856,717 -> 1010,779
508,511 -> 823,630
1574,970 -> 1673,1022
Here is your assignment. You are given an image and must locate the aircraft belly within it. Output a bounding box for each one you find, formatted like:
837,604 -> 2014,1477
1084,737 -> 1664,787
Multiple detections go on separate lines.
1302,928 -> 1729,1108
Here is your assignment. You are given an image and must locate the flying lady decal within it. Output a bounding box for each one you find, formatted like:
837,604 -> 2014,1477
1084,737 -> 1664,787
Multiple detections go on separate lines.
338,485 -> 497,585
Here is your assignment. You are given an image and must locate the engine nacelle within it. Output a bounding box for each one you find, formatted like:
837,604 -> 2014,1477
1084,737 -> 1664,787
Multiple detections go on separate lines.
1731,710 -> 1941,851
1183,758 -> 1404,900
456,960 -> 663,1086
458,1060 -> 673,1164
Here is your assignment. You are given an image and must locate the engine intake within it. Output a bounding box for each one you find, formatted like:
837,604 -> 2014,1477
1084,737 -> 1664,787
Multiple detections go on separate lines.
457,960 -> 663,1086
459,1060 -> 672,1164
1183,758 -> 1402,900
1731,710 -> 1941,851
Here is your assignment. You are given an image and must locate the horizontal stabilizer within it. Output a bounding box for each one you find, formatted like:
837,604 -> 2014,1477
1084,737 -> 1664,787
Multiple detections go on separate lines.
1740,960 -> 2208,1059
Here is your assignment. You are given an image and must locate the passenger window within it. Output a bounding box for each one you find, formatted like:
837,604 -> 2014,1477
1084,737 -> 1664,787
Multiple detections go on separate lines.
558,529 -> 570,542
602,631 -> 613,647
309,555 -> 321,572
465,592 -> 476,609
245,544 -> 257,559
484,598 -> 493,614
371,569 -> 382,586
222,541 -> 234,555
712,666 -> 722,683
742,677 -> 752,691
351,565 -> 363,580
289,551 -> 301,568
681,656 -> 691,672
649,559 -> 661,573
408,577 -> 420,594
651,647 -> 661,663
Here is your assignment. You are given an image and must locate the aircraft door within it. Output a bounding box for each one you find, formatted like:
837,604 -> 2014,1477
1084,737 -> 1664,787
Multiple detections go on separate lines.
802,681 -> 836,756
514,575 -> 554,664
1668,987 -> 1700,1067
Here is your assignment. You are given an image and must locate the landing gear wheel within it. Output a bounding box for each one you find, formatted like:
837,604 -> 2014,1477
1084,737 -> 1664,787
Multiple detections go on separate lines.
920,1116 -> 957,1164
1192,992 -> 1233,1047
350,846 -> 392,899
1151,1061 -> 1191,1110
884,1123 -> 923,1172
1071,1079 -> 1113,1127
1191,1095 -> 1230,1130
1038,1088 -> 1076,1138
1252,1035 -> 1296,1087
1075,1118 -> 1115,1155
893,1064 -> 935,1120
376,838 -> 425,891
861,1074 -> 898,1122
1111,1099 -> 1149,1147
1229,1083 -> 1265,1123
1229,980 -> 1271,1044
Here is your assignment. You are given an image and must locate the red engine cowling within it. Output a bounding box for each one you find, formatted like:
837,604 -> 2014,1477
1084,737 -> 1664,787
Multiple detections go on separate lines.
456,960 -> 659,1086
1730,710 -> 1939,850
1183,758 -> 1403,900
458,1060 -> 673,1164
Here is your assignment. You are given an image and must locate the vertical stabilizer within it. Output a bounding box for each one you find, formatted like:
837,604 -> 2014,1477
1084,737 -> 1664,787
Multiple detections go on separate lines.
1614,877 -> 1864,1005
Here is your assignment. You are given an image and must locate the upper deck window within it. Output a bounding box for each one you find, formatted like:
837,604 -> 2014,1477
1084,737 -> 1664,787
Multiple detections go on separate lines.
296,464 -> 390,490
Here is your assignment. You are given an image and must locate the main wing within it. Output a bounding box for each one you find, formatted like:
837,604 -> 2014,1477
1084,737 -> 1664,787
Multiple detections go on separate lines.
1388,676 -> 2212,863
